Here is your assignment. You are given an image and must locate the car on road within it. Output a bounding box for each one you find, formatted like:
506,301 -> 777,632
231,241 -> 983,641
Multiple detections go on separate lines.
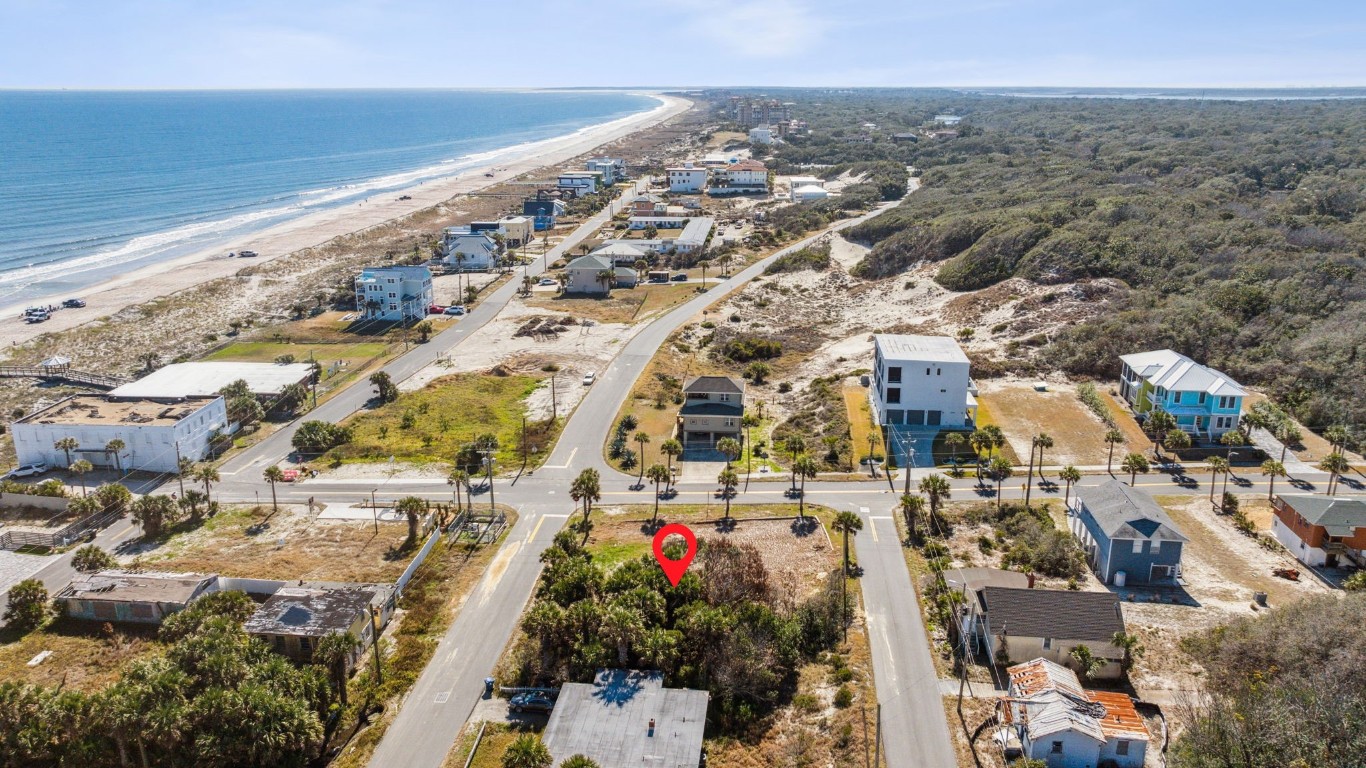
537,277 -> 558,286
582,372 -> 596,386
428,304 -> 447,314
509,692 -> 554,714
4,463 -> 48,480
62,298 -> 86,308
443,305 -> 466,316
671,273 -> 688,282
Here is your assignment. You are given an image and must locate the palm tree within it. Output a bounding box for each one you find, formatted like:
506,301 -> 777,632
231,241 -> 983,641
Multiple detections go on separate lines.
717,467 -> 739,522
969,429 -> 992,482
1165,429 -> 1192,456
263,466 -> 285,512
447,468 -> 469,512
1203,456 -> 1227,501
600,605 -> 644,665
396,496 -> 427,544
741,413 -> 761,478
570,468 -> 601,543
1122,452 -> 1150,487
645,464 -> 669,523
944,432 -> 965,470
1318,453 -> 1350,496
832,511 -> 863,575
699,259 -> 711,286
716,436 -> 741,467
1025,433 -> 1053,508
1059,465 -> 1081,507
502,733 -> 552,768
69,459 -> 93,497
988,456 -> 1013,514
899,493 -> 926,543
313,631 -> 358,707
105,438 -> 126,474
1260,459 -> 1286,501
1111,631 -> 1145,675
919,473 -> 951,531
1104,429 -> 1125,475
1069,644 -> 1106,682
1325,424 -> 1350,456
193,464 -> 219,508
54,437 -> 79,467
633,431 -> 651,484
792,454 -> 819,520
1274,421 -> 1302,463
660,439 -> 682,485
784,435 -> 807,490
1219,429 -> 1246,460
1146,410 -> 1176,456
1032,432 -> 1054,479
559,754 -> 602,768
596,269 -> 615,293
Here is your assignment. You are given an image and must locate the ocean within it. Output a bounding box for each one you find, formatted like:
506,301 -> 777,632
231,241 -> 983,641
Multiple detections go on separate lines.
0,89 -> 659,306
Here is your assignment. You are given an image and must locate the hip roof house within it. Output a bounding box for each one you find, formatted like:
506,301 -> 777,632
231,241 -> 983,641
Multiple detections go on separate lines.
1119,349 -> 1245,439
1271,494 -> 1366,568
1070,481 -> 1187,586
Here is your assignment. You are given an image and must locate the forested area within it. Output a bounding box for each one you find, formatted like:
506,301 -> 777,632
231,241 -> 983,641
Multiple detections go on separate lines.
739,89 -> 1366,440
514,531 -> 849,729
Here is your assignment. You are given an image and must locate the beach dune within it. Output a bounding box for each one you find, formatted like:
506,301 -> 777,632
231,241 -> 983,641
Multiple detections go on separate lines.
0,94 -> 690,349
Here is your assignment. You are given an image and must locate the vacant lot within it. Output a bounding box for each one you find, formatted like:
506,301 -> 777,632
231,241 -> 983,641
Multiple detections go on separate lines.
523,282 -> 695,325
977,379 -> 1114,466
138,504 -> 416,582
205,339 -> 391,377
0,618 -> 160,693
334,371 -> 559,469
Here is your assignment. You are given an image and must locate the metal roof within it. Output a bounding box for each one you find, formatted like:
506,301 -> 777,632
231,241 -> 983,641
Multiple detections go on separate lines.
1075,480 -> 1188,542
542,669 -> 708,768
1001,659 -> 1150,744
1119,349 -> 1246,397
980,587 -> 1126,644
109,362 -> 314,399
1277,495 -> 1366,537
874,334 -> 971,364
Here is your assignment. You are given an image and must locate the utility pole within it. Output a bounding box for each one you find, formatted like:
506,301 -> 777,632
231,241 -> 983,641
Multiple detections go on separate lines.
550,374 -> 558,421
520,416 -> 528,474
483,452 -> 496,511
370,489 -> 378,533
369,604 -> 383,685
873,704 -> 882,767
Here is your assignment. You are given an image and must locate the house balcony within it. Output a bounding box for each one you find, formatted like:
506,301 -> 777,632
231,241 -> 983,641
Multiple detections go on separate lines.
967,378 -> 979,397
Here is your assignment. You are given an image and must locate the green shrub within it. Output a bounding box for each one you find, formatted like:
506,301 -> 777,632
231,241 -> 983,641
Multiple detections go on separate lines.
717,336 -> 782,362
1076,382 -> 1117,429
833,685 -> 854,708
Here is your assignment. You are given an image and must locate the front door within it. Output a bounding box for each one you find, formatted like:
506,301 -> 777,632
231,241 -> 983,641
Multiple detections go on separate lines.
1327,553 -> 1339,568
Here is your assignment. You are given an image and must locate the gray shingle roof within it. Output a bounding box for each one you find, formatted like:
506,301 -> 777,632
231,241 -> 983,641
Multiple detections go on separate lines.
682,376 -> 744,395
1277,495 -> 1366,537
542,669 -> 708,768
1076,480 -> 1188,542
980,587 -> 1126,643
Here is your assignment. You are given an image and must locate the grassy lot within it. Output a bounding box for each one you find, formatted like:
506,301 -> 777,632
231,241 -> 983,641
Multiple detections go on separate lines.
976,380 -> 1113,466
331,509 -> 518,768
489,503 -> 883,768
843,384 -> 884,465
333,372 -> 561,469
204,339 -> 389,366
971,394 -> 1023,464
524,282 -> 695,325
140,504 -> 416,583
1099,385 -> 1153,454
0,618 -> 160,693
442,723 -> 528,768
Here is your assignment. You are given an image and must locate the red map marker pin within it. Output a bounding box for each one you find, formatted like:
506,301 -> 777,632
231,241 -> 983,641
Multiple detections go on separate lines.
652,523 -> 697,587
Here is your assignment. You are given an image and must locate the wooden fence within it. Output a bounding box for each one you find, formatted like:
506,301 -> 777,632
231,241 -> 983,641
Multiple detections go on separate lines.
0,365 -> 129,390
0,506 -> 122,551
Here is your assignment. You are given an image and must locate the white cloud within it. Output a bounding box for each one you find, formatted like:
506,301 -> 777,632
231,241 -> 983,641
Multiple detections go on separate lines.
674,0 -> 829,58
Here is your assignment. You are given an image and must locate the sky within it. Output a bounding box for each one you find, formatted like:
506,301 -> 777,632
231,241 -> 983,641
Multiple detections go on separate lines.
0,0 -> 1362,89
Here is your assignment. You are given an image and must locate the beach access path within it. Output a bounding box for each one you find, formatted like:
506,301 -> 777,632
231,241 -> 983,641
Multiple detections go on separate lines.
0,95 -> 690,348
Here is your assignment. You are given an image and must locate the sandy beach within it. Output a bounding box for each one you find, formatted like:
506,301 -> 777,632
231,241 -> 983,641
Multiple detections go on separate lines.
0,93 -> 691,349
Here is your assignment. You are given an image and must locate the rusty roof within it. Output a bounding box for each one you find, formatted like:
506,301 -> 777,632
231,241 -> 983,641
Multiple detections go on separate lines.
1087,690 -> 1150,740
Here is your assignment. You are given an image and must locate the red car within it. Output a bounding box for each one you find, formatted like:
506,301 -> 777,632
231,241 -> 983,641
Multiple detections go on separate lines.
428,304 -> 447,314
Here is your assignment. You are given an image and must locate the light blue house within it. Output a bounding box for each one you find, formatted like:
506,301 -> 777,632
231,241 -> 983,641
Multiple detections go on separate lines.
1118,349 -> 1245,440
1070,481 -> 1187,586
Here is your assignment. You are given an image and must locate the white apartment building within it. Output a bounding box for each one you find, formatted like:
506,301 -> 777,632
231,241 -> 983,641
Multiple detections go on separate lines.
870,334 -> 977,465
11,395 -> 228,473
711,159 -> 769,193
557,171 -> 601,197
355,265 -> 433,323
585,158 -> 625,185
667,165 -> 708,193
440,226 -> 500,271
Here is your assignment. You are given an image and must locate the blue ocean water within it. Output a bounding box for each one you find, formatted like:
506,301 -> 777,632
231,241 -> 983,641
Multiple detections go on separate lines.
0,90 -> 658,305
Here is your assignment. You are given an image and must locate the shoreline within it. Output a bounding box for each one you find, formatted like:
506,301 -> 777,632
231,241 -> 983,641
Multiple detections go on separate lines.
0,93 -> 690,348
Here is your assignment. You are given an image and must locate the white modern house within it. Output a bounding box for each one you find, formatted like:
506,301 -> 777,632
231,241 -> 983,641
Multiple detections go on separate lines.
598,217 -> 712,256
496,216 -> 534,248
748,126 -> 776,144
792,184 -> 830,204
628,215 -> 690,230
355,265 -> 433,323
440,227 -> 500,271
710,159 -> 769,194
110,362 -> 315,400
667,165 -> 707,193
10,395 -> 228,473
557,171 -> 601,197
586,158 -> 625,185
870,334 -> 977,466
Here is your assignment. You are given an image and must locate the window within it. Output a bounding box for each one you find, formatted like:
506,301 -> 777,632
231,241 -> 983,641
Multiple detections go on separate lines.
1116,740 -> 1130,756
1133,539 -> 1144,554
926,367 -> 931,376
1198,392 -> 1207,405
1051,742 -> 1063,754
1042,637 -> 1052,649
936,367 -> 941,376
1218,395 -> 1236,409
927,410 -> 942,426
1153,540 -> 1162,553
888,366 -> 902,383
907,410 -> 925,426
887,388 -> 901,404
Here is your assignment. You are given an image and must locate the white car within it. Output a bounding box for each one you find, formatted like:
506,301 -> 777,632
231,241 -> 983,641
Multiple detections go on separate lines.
4,463 -> 47,480
582,372 -> 596,386
538,277 -> 558,286
443,305 -> 466,316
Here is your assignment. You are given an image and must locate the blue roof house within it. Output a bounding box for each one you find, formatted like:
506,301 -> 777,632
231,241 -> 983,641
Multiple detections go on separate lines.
1070,481 -> 1188,586
1118,349 -> 1245,440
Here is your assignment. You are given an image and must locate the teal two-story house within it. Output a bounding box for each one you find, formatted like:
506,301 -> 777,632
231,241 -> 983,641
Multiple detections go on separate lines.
1119,349 -> 1245,440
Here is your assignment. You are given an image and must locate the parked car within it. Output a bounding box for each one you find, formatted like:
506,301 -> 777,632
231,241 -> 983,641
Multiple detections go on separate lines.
582,372 -> 596,386
428,304 -> 447,314
238,250 -> 258,258
4,463 -> 48,480
671,273 -> 688,282
24,312 -> 49,323
443,305 -> 466,316
537,277 -> 558,286
509,692 -> 554,714
62,298 -> 86,308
